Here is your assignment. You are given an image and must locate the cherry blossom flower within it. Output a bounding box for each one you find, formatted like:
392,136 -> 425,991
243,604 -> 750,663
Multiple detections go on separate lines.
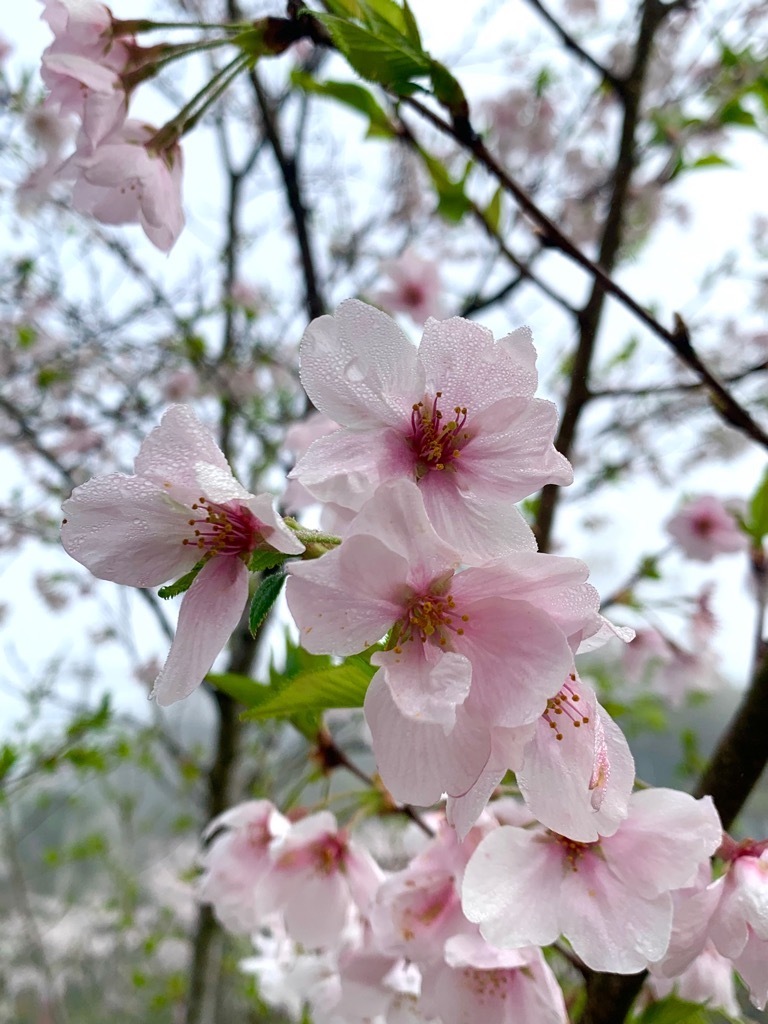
516,673 -> 635,841
369,819 -> 490,964
61,405 -> 303,705
462,789 -> 721,973
262,811 -> 384,949
373,250 -> 444,325
330,952 -> 425,1024
446,672 -> 635,842
283,411 -> 340,515
708,846 -> 768,1009
291,299 -> 572,562
647,942 -> 739,1016
198,800 -> 290,933
70,120 -> 185,252
666,495 -> 748,562
420,935 -> 568,1024
41,0 -> 132,147
623,627 -> 674,684
287,478 -> 609,809
240,920 -> 342,1022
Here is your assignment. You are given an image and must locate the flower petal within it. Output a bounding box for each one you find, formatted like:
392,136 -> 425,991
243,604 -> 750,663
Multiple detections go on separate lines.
61,472 -> 195,586
299,299 -> 422,428
152,556 -> 249,706
364,675 -> 491,806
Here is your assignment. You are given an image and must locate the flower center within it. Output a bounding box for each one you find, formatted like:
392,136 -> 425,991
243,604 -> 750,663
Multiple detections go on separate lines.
401,282 -> 425,308
553,833 -> 596,871
409,391 -> 470,478
183,496 -> 262,559
311,833 -> 348,876
393,590 -> 469,652
543,678 -> 590,741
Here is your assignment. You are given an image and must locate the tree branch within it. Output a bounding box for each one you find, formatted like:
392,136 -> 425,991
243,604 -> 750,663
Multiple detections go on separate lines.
524,0 -> 627,96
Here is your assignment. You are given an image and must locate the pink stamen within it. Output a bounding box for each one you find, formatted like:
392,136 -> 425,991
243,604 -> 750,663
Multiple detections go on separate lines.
183,497 -> 263,558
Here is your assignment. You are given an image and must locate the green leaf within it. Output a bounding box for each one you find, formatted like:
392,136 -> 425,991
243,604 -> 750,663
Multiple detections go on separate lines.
16,324 -> 37,348
604,335 -> 639,371
483,186 -> 503,232
291,72 -> 396,138
249,572 -> 287,637
401,0 -> 422,49
242,657 -> 376,721
206,671 -> 265,705
747,465 -> 768,542
719,99 -> 757,127
313,11 -> 430,90
0,743 -> 18,783
322,0 -> 364,17
633,994 -> 737,1024
248,549 -> 290,572
232,22 -> 269,59
66,695 -> 112,739
638,554 -> 661,580
158,560 -> 206,600
358,0 -> 409,35
420,150 -> 472,222
429,59 -> 468,118
690,153 -> 732,169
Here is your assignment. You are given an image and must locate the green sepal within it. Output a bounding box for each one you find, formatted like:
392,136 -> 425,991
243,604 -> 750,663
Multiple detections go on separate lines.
158,560 -> 206,600
248,572 -> 287,637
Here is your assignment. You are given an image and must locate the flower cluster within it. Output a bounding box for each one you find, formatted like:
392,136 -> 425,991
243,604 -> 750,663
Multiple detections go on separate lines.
200,794 -> 728,1023
31,0 -> 184,250
60,299 -> 768,1016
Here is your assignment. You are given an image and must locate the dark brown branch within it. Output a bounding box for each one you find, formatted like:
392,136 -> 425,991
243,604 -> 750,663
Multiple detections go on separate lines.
247,68 -> 326,322
588,358 -> 768,400
694,649 -> 768,832
394,99 -> 768,471
524,0 -> 627,96
258,9 -> 768,463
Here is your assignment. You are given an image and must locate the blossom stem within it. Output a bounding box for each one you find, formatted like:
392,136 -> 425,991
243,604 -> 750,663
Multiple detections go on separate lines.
149,51 -> 251,151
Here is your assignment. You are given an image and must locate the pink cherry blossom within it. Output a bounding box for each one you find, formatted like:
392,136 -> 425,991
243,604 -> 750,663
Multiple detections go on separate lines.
708,846 -> 768,1008
61,405 -> 303,705
648,863 -> 721,978
515,673 -> 635,842
373,250 -> 444,325
291,299 -> 572,562
41,0 -> 132,147
198,800 -> 290,933
331,951 -> 425,1024
369,819 -> 490,964
647,942 -> 739,1016
287,479 -> 606,808
420,935 -> 568,1024
283,411 -> 340,515
263,811 -> 384,949
623,627 -> 674,684
71,120 -> 185,252
666,495 -> 748,562
728,929 -> 768,1010
446,673 -> 635,843
240,920 -> 343,1022
462,789 -> 722,973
